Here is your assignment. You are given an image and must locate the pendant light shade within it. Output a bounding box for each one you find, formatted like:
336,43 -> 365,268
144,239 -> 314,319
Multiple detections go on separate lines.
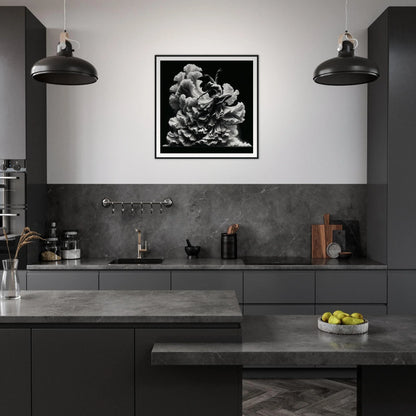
31,40 -> 98,85
31,0 -> 98,86
313,40 -> 379,86
313,0 -> 379,86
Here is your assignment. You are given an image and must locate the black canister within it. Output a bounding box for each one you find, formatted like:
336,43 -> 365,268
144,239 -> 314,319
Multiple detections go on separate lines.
221,233 -> 237,259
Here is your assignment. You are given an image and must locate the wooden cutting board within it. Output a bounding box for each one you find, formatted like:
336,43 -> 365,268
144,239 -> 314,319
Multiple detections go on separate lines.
312,214 -> 343,258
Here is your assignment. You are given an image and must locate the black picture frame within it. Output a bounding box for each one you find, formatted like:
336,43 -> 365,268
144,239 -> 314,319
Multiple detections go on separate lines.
155,55 -> 259,159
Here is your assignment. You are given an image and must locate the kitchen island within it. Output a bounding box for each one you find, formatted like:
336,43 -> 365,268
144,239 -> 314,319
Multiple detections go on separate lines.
0,290 -> 242,416
153,315 -> 416,416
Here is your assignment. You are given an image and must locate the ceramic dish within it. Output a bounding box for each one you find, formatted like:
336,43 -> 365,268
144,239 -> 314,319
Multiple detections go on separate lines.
317,318 -> 369,335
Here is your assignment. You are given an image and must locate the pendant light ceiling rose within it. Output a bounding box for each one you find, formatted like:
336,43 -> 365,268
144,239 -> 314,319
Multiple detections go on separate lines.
313,1 -> 379,86
31,0 -> 98,85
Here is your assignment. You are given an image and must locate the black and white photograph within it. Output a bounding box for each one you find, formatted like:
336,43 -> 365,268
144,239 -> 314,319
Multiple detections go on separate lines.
155,55 -> 258,158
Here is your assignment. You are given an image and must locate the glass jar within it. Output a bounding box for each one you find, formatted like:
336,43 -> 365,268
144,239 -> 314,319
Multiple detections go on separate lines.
40,237 -> 61,261
61,231 -> 81,260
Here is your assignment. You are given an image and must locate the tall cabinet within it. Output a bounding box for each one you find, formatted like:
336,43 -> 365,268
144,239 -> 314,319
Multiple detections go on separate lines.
0,7 -> 46,265
367,7 -> 416,313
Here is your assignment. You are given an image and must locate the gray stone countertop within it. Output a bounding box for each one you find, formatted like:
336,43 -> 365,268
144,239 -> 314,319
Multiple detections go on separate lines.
27,257 -> 386,270
152,315 -> 416,366
0,290 -> 242,324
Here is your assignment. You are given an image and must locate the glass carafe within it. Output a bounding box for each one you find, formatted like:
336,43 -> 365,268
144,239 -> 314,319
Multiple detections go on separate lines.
1,259 -> 20,300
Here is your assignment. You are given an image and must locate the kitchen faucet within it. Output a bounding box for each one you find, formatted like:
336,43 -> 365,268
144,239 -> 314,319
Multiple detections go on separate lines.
135,229 -> 148,259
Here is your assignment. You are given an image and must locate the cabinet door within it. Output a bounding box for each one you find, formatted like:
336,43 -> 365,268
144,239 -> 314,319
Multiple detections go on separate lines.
244,271 -> 315,304
32,329 -> 134,416
0,7 -> 25,158
316,271 -> 387,303
135,327 -> 241,416
100,271 -> 170,290
388,271 -> 416,314
171,271 -> 243,303
17,270 -> 26,290
0,329 -> 30,416
244,304 -> 314,315
27,271 -> 99,290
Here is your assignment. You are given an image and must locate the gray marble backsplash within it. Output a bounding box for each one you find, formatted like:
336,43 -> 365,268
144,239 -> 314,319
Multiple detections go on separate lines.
47,185 -> 367,259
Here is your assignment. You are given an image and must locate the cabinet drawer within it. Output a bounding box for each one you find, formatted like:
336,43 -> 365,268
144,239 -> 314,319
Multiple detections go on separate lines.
17,270 -> 26,290
388,271 -> 416,314
244,271 -> 315,303
315,304 -> 387,315
316,271 -> 387,303
99,271 -> 170,290
244,304 -> 314,315
27,271 -> 99,290
171,271 -> 243,303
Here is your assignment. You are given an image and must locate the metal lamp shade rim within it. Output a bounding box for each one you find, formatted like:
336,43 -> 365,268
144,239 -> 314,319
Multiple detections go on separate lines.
314,55 -> 380,86
31,55 -> 98,85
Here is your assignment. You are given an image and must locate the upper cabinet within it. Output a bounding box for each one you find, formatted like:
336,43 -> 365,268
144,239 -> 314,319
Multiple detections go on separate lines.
367,7 -> 416,269
0,7 -> 45,161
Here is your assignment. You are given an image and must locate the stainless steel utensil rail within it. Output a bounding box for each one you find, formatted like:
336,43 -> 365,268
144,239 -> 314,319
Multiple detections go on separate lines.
101,197 -> 173,214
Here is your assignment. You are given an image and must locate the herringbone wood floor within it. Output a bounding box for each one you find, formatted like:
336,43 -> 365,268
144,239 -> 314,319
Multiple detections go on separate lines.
243,378 -> 356,416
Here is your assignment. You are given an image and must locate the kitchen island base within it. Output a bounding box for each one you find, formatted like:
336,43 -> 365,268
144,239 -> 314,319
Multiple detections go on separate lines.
358,366 -> 416,416
0,290 -> 243,416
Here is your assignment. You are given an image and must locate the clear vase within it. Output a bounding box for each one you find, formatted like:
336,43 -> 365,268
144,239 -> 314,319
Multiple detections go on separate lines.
1,259 -> 20,300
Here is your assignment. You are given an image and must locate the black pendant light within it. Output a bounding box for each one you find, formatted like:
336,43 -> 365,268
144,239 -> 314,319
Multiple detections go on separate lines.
313,0 -> 379,86
31,0 -> 98,85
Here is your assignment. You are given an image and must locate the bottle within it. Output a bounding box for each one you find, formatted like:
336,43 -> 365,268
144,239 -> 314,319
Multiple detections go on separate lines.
40,222 -> 61,261
49,221 -> 58,239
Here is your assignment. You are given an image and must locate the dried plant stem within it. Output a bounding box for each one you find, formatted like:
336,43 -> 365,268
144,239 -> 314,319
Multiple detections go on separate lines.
14,227 -> 43,260
2,227 -> 43,266
2,227 -> 12,262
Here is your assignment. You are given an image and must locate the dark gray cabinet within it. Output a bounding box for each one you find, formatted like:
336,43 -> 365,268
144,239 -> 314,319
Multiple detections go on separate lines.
0,7 -> 45,159
32,329 -> 134,416
244,271 -> 315,303
0,329 -> 30,416
316,271 -> 387,304
388,271 -> 416,314
0,7 -> 47,265
27,271 -> 99,290
368,8 -> 416,269
171,271 -> 243,303
135,327 -> 241,416
18,270 -> 27,290
100,271 -> 170,290
244,304 -> 314,315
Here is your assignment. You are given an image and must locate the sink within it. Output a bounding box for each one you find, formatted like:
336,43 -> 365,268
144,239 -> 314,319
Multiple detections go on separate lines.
109,258 -> 164,264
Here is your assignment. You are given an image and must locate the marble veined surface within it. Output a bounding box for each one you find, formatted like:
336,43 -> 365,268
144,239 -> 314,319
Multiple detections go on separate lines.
0,290 -> 242,324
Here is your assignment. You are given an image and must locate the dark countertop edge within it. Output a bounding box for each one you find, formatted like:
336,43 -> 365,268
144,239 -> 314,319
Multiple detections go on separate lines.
0,316 -> 243,324
26,258 -> 387,271
151,344 -> 416,366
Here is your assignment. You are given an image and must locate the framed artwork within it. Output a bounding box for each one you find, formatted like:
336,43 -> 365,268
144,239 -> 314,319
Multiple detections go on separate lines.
155,55 -> 258,159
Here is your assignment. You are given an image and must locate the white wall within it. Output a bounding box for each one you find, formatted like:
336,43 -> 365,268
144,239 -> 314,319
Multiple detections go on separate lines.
1,0 -> 415,184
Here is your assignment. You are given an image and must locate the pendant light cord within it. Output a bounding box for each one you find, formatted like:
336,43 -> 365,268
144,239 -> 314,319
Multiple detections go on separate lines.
345,0 -> 348,32
59,0 -> 81,52
63,0 -> 67,32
